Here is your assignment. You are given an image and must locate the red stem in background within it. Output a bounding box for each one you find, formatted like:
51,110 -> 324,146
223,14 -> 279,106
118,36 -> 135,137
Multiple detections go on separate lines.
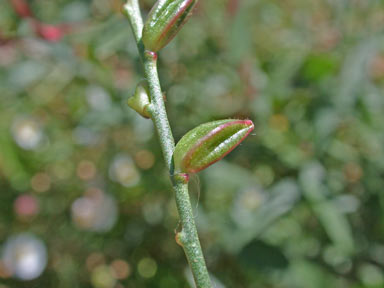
10,0 -> 32,18
226,0 -> 240,18
9,0 -> 70,42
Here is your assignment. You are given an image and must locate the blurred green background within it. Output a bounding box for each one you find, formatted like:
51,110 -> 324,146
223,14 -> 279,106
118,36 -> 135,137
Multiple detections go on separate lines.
1,0 -> 384,287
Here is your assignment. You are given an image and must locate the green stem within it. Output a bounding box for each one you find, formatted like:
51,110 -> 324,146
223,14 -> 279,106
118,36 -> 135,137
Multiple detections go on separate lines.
174,180 -> 212,288
142,51 -> 175,170
123,1 -> 212,287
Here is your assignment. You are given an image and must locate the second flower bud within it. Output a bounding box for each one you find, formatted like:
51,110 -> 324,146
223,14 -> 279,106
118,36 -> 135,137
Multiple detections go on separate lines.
142,0 -> 198,52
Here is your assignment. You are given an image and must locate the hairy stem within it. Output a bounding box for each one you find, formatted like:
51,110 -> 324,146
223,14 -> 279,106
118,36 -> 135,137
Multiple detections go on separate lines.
142,51 -> 175,170
123,1 -> 212,287
174,180 -> 212,287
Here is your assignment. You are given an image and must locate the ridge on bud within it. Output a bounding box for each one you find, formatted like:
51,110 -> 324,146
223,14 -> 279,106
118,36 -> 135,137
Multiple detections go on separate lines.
173,119 -> 254,174
127,81 -> 151,118
142,0 -> 198,52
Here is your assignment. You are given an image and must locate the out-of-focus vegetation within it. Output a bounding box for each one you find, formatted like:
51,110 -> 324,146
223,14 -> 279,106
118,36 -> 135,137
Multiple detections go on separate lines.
1,0 -> 384,287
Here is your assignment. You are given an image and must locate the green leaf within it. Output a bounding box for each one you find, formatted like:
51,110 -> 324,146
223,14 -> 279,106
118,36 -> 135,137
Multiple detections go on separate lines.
173,119 -> 254,173
142,0 -> 198,52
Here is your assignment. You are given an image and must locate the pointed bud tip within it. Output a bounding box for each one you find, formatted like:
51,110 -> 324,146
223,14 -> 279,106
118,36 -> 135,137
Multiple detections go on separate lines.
243,119 -> 254,127
222,119 -> 254,131
239,119 -> 254,136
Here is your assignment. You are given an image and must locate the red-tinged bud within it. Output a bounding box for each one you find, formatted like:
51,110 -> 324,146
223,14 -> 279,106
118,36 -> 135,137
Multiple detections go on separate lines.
34,22 -> 63,42
173,119 -> 254,174
127,81 -> 152,118
142,0 -> 198,52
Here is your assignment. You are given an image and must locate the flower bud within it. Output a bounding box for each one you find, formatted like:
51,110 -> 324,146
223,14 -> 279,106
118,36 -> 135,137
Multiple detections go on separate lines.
173,119 -> 254,174
142,0 -> 198,52
127,81 -> 151,118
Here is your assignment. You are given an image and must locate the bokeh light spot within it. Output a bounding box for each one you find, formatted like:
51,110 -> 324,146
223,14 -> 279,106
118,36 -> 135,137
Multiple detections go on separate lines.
11,117 -> 43,150
91,265 -> 116,288
71,189 -> 118,232
110,259 -> 131,280
2,233 -> 47,280
137,257 -> 157,279
77,160 -> 96,181
31,173 -> 51,193
109,154 -> 140,187
13,194 -> 39,218
134,150 -> 155,170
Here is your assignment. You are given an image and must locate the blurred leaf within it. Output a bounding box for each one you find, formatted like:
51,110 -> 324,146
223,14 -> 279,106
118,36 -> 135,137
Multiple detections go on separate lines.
239,239 -> 289,270
299,162 -> 354,254
287,260 -> 337,288
299,52 -> 339,82
335,37 -> 378,110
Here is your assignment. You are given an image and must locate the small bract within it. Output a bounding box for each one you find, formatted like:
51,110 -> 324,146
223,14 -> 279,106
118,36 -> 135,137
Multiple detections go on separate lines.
127,81 -> 151,118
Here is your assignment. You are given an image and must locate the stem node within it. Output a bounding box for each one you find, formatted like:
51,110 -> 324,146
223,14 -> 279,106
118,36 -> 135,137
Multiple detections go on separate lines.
173,173 -> 190,184
144,50 -> 158,61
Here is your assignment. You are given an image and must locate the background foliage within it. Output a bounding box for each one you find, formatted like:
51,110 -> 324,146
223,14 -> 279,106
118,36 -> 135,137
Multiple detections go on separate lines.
1,0 -> 384,287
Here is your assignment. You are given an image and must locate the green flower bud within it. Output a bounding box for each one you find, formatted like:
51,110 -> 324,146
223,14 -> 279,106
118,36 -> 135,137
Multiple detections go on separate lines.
127,81 -> 151,118
142,0 -> 198,52
173,119 -> 254,174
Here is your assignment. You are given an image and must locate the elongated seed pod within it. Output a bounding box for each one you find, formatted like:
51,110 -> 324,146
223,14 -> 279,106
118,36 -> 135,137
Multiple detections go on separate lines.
173,119 -> 254,174
142,0 -> 198,52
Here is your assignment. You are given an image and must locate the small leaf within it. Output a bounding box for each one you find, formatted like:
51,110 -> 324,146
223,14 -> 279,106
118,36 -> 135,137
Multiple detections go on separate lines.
142,0 -> 198,52
127,81 -> 151,118
174,119 -> 254,173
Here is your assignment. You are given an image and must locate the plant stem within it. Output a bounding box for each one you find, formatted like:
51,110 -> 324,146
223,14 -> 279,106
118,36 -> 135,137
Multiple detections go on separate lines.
174,180 -> 213,287
123,1 -> 212,287
142,51 -> 175,170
